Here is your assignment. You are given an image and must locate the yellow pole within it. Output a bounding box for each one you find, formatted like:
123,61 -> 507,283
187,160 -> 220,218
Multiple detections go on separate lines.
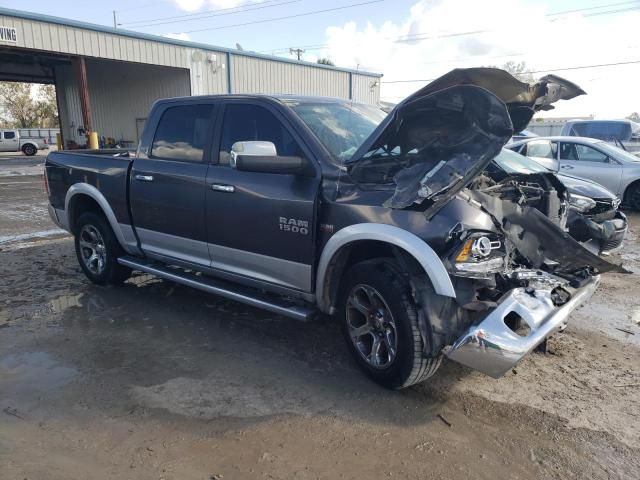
56,133 -> 62,150
88,132 -> 99,150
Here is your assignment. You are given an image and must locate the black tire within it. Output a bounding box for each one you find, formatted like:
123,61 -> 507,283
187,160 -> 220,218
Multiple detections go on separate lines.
338,259 -> 441,389
22,144 -> 36,156
74,211 -> 131,285
625,181 -> 640,210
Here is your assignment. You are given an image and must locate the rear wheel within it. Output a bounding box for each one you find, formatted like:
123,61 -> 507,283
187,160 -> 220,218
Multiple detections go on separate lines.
74,212 -> 131,285
625,182 -> 640,210
22,144 -> 36,156
339,259 -> 441,389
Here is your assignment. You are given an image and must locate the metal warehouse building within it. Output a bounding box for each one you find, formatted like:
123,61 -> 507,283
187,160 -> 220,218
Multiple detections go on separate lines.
0,7 -> 382,148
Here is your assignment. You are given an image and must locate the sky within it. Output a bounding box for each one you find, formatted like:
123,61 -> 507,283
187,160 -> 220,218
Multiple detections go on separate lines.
3,0 -> 640,118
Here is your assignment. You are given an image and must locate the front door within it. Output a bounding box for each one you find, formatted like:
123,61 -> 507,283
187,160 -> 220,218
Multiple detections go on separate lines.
204,101 -> 320,292
0,131 -> 19,152
130,102 -> 216,265
558,142 -> 624,196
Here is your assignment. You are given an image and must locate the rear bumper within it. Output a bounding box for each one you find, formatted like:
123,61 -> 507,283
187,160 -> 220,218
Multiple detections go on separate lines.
444,275 -> 600,377
48,204 -> 69,231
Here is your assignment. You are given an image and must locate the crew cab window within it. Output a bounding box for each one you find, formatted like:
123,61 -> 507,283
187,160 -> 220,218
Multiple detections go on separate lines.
560,142 -> 609,163
3,131 -> 15,139
218,104 -> 302,164
524,140 -> 556,159
151,104 -> 213,162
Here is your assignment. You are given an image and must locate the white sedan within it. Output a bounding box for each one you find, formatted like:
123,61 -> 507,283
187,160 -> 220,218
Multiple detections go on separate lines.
507,136 -> 640,209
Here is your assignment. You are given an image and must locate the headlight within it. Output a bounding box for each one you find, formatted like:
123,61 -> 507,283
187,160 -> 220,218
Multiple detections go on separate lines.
568,193 -> 596,213
449,233 -> 506,278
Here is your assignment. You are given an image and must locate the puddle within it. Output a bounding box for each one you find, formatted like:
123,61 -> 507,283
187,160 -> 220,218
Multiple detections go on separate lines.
49,293 -> 83,314
0,351 -> 77,400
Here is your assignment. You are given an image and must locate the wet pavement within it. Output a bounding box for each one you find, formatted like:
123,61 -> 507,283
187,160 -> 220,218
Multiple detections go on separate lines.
1,169 -> 639,479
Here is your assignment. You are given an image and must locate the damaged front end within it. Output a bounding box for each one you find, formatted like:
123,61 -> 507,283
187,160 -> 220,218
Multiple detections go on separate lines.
346,68 -> 625,377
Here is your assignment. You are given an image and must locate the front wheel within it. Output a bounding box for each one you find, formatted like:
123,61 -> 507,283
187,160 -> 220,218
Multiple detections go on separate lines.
22,144 -> 36,156
625,182 -> 640,210
74,212 -> 131,285
339,259 -> 441,389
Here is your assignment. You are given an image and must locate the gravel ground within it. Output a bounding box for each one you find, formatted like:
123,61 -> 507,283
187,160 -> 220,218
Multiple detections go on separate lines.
0,170 -> 639,479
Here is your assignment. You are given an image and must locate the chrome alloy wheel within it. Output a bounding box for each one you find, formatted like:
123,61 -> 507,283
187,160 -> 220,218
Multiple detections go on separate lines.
346,284 -> 398,369
79,224 -> 107,275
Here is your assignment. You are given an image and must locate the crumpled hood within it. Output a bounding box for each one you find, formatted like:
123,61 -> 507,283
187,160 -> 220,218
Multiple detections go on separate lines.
415,68 -> 585,132
346,68 -> 585,213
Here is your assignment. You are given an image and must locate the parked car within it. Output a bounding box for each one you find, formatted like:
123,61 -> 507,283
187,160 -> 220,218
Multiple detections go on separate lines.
507,136 -> 640,209
560,119 -> 640,154
45,68 -> 623,389
486,148 -> 627,255
0,129 -> 49,156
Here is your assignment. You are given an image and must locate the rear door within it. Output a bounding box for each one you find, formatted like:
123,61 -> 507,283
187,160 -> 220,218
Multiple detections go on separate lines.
129,102 -> 217,265
558,141 -> 623,196
0,131 -> 19,152
204,100 -> 320,292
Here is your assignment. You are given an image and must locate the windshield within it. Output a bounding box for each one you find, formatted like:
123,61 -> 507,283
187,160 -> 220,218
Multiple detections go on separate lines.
596,141 -> 640,162
492,148 -> 549,174
286,101 -> 386,162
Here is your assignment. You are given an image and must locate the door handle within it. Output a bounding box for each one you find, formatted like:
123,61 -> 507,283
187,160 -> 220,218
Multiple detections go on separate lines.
211,184 -> 235,193
134,174 -> 154,182
560,165 -> 574,170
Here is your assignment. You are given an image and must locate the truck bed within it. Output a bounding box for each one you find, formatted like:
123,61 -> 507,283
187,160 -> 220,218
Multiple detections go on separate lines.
45,149 -> 136,232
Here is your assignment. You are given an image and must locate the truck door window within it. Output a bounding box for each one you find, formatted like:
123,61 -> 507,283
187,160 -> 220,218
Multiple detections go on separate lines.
151,104 -> 213,162
3,131 -> 15,139
218,104 -> 302,165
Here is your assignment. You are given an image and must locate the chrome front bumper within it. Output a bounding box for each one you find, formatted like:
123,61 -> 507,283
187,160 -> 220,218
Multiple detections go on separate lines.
444,276 -> 600,378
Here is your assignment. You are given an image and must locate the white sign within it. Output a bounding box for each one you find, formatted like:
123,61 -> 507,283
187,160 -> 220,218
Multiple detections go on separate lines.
0,26 -> 17,43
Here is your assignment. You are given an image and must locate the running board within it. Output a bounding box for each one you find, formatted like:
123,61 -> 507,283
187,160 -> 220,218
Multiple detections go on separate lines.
117,256 -> 317,322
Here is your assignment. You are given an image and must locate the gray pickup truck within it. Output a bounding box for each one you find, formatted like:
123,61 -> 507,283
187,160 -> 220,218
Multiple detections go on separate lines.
0,129 -> 48,156
45,68 -> 624,389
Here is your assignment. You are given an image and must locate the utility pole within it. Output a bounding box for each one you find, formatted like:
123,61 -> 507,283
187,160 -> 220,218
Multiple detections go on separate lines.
289,48 -> 305,61
113,10 -> 117,29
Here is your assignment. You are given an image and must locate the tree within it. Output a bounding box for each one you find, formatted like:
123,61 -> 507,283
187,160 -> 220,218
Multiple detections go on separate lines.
0,82 -> 59,128
626,112 -> 640,122
317,58 -> 335,66
488,61 -> 535,83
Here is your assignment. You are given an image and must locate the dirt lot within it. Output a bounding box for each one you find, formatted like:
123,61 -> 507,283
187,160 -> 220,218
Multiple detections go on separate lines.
1,172 -> 639,479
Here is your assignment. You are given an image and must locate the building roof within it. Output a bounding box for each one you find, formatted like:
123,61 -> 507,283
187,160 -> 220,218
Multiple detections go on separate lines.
0,6 -> 383,78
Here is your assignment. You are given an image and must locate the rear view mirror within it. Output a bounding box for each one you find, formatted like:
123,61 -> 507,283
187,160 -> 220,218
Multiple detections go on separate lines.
231,141 -> 312,176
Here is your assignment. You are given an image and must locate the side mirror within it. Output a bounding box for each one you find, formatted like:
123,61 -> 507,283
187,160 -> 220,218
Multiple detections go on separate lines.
231,141 -> 312,176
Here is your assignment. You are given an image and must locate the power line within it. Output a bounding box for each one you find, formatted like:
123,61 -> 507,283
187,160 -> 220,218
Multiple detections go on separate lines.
121,0 -> 305,28
257,1 -> 640,54
180,0 -> 386,34
380,59 -> 640,84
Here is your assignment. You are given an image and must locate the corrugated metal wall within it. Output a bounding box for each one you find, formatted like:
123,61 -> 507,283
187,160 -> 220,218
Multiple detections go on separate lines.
55,59 -> 191,146
0,12 -> 381,105
231,55 -> 350,98
188,51 -> 228,95
2,10 -> 383,147
54,64 -> 81,145
352,73 -> 380,104
0,14 -> 188,69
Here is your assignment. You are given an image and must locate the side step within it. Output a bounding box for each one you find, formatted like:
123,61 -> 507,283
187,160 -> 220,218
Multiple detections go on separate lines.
118,256 -> 317,322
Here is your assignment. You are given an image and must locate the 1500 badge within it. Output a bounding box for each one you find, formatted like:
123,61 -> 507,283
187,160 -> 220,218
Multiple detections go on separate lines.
279,217 -> 309,235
